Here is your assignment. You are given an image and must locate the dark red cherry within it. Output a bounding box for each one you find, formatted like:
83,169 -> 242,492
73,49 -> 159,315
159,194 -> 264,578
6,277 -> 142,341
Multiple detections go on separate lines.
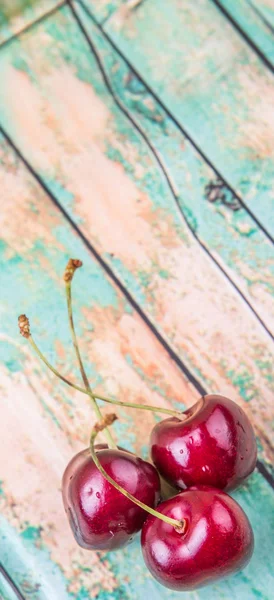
141,486 -> 254,590
150,394 -> 257,490
62,445 -> 160,551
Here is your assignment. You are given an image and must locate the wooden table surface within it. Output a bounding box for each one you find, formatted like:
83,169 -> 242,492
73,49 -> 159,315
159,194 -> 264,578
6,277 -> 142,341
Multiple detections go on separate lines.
0,1 -> 274,599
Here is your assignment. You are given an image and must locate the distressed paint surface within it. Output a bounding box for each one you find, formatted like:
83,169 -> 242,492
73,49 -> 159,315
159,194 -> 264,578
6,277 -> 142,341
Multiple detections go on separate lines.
0,1 -> 274,599
0,5 -> 273,464
0,135 -> 198,598
103,0 -> 274,236
84,0 -> 125,23
251,0 -> 274,29
215,0 -> 274,67
78,0 -> 274,333
0,0 -> 62,45
0,138 -> 273,600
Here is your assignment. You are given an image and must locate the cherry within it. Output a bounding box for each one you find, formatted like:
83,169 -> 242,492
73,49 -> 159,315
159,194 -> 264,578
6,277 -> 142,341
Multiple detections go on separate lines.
141,486 -> 254,591
150,394 -> 257,491
62,444 -> 160,551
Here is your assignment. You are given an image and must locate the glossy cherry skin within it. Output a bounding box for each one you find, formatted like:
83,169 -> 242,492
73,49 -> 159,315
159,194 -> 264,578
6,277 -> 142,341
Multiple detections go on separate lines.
62,445 -> 160,551
150,395 -> 257,491
141,486 -> 254,591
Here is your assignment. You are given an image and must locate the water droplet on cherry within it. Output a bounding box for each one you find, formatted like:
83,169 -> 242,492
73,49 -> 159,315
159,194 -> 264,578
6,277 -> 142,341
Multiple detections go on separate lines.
202,465 -> 210,473
96,492 -> 101,499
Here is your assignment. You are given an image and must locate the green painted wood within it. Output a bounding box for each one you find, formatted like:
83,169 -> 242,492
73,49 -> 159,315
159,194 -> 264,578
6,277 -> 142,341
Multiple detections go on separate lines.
76,1 -> 274,337
251,0 -> 274,29
102,0 -> 274,237
0,132 -> 193,599
213,0 -> 274,68
1,130 -> 272,600
0,572 -> 20,600
0,2 -> 273,599
0,0 -> 63,45
83,0 -> 125,23
0,2 -> 273,466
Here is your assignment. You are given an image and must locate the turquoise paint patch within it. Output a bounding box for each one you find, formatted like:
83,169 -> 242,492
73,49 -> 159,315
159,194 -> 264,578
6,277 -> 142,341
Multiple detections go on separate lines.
158,269 -> 169,280
106,144 -> 134,178
106,254 -> 147,305
0,341 -> 25,373
12,55 -> 33,79
21,525 -> 42,543
40,399 -> 62,429
53,226 -> 120,311
112,409 -> 136,452
226,366 -> 258,402
0,515 -> 73,600
0,572 -> 19,600
46,179 -> 84,226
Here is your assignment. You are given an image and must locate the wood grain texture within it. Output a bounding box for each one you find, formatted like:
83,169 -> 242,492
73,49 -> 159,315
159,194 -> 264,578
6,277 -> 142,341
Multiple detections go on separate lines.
102,0 -> 274,237
0,132 -> 197,599
0,2 -> 274,599
0,4 -> 273,465
83,0 -> 125,23
0,571 -> 21,600
251,0 -> 274,29
213,0 -> 274,68
0,131 -> 273,600
0,0 -> 63,45
75,1 -> 274,337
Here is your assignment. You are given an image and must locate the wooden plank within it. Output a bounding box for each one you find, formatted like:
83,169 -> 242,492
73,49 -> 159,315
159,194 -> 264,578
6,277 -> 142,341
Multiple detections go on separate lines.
0,1 -> 64,46
0,132 -> 197,599
100,0 -> 274,237
0,571 -> 20,600
0,3 -> 273,467
83,0 -> 125,23
212,0 -> 274,69
252,0 -> 274,29
74,0 -> 274,336
0,135 -> 273,600
0,14 -> 273,600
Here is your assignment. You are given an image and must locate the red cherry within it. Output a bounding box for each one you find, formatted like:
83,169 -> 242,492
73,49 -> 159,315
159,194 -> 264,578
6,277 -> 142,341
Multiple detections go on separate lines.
62,445 -> 160,551
141,486 -> 254,590
150,394 -> 257,490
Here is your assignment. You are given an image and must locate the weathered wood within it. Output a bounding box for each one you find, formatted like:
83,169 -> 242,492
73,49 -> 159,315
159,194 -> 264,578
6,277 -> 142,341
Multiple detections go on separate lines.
0,0 -> 63,45
251,0 -> 274,29
0,2 -> 273,599
100,0 -> 274,237
0,4 -> 273,465
0,132 -> 198,598
212,0 -> 274,68
0,571 -> 20,600
76,0 -> 274,334
83,0 -> 124,23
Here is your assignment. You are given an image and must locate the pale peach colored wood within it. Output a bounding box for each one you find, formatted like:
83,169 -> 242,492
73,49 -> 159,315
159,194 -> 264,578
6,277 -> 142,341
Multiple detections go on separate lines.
0,10 -> 272,464
0,0 -> 63,44
0,137 -> 199,593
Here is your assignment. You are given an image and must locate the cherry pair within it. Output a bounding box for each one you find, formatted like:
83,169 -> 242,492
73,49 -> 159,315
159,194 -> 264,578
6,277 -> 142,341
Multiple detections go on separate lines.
19,259 -> 256,591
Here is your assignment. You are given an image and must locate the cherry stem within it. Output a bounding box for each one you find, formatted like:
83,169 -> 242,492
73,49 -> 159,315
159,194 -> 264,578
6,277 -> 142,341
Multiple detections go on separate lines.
19,321 -> 182,419
90,414 -> 186,532
64,259 -> 116,450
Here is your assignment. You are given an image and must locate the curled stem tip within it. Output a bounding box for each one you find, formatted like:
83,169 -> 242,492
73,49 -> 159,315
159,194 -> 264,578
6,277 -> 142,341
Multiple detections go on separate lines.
18,314 -> 31,338
63,258 -> 83,283
90,416 -> 186,532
